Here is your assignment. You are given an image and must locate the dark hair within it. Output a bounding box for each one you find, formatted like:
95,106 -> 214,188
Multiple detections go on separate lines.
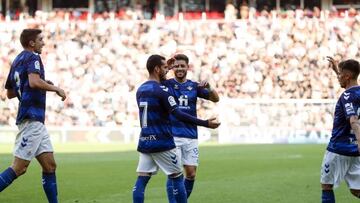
339,59 -> 360,79
146,54 -> 165,73
174,54 -> 189,64
20,29 -> 42,48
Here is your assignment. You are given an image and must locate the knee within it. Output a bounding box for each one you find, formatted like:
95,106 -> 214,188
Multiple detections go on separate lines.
350,189 -> 360,198
43,161 -> 57,173
185,168 -> 196,180
185,172 -> 196,180
321,184 -> 333,191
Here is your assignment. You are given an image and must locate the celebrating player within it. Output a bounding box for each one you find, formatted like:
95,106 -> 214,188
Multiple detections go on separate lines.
0,29 -> 66,203
163,54 -> 219,202
132,54 -> 220,203
320,57 -> 360,202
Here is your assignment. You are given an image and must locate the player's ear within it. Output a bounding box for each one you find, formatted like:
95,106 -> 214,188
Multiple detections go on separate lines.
29,40 -> 35,47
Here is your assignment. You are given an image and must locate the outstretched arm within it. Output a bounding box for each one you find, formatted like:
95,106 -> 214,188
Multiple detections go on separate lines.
172,108 -> 220,129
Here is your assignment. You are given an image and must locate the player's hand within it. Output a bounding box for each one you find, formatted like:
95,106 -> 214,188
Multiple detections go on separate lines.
46,80 -> 54,85
326,56 -> 339,75
56,88 -> 66,101
207,117 -> 221,129
167,58 -> 176,69
199,80 -> 210,89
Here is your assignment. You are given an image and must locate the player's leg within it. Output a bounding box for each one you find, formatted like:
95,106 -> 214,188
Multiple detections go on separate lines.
0,157 -> 29,192
154,149 -> 187,203
133,153 -> 157,203
345,156 -> 360,199
37,152 -> 58,203
320,151 -> 349,203
321,184 -> 335,203
0,120 -> 42,192
182,138 -> 199,198
35,123 -> 57,203
184,165 -> 197,198
167,140 -> 183,203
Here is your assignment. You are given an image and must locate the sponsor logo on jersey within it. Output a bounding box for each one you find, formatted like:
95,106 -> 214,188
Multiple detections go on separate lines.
174,84 -> 179,89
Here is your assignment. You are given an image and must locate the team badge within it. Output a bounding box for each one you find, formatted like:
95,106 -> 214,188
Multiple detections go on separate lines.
174,84 -> 179,89
34,61 -> 40,70
187,86 -> 193,91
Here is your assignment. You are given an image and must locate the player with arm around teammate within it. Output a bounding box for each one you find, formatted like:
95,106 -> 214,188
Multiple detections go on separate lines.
132,54 -> 220,203
0,29 -> 66,203
162,54 -> 219,202
320,57 -> 360,203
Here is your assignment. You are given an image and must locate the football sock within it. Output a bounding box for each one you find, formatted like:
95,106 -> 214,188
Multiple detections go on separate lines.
184,178 -> 195,198
0,167 -> 17,192
171,174 -> 187,203
322,190 -> 335,203
166,177 -> 176,203
42,172 -> 58,203
133,176 -> 150,203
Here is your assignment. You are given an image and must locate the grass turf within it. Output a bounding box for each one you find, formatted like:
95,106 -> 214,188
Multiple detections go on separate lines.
0,144 -> 358,203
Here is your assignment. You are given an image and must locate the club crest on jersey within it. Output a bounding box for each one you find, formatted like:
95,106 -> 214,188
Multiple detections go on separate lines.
187,86 -> 193,91
34,61 -> 40,70
160,85 -> 169,92
344,92 -> 350,100
168,96 -> 177,106
174,84 -> 179,89
345,103 -> 355,114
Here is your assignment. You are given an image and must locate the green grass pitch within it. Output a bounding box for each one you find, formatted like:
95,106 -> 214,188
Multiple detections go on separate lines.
0,144 -> 358,203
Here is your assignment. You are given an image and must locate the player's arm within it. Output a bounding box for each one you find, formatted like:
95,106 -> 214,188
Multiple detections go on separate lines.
327,56 -> 339,76
349,115 -> 360,152
198,80 -> 219,102
28,73 -> 66,101
6,89 -> 16,99
5,70 -> 16,99
158,87 -> 220,129
172,108 -> 220,129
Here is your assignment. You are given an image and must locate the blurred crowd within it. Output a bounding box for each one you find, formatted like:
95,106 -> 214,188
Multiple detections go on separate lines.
1,8 -> 358,130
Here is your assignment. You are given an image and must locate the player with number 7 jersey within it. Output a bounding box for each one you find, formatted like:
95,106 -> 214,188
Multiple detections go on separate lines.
132,55 -> 220,203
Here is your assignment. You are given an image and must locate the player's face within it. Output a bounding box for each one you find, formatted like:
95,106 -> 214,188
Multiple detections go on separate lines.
159,60 -> 169,81
337,70 -> 349,88
172,60 -> 188,80
33,33 -> 45,54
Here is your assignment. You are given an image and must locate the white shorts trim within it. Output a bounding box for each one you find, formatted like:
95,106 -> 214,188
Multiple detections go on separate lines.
320,150 -> 360,189
174,137 -> 199,166
13,120 -> 53,161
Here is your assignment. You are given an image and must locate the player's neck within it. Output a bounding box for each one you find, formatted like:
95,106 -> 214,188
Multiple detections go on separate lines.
345,81 -> 358,90
148,75 -> 160,83
24,47 -> 35,53
174,77 -> 187,83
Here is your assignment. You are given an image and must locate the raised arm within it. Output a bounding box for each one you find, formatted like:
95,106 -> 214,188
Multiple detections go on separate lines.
199,80 -> 219,102
327,56 -> 340,76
